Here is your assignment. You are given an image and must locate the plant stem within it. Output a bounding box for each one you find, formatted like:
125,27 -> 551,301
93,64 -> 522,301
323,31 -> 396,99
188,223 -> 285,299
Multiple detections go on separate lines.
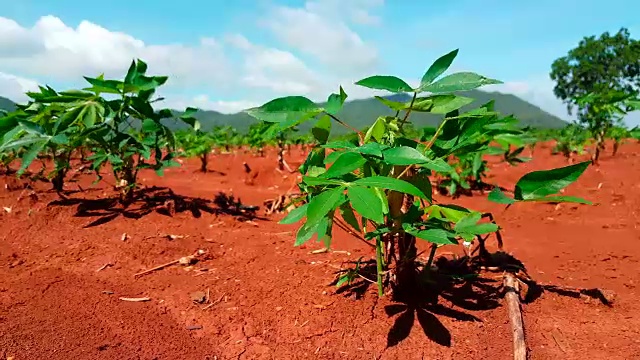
398,92 -> 417,129
326,113 -> 364,143
395,117 -> 450,180
425,118 -> 449,150
425,243 -> 438,270
375,236 -> 384,297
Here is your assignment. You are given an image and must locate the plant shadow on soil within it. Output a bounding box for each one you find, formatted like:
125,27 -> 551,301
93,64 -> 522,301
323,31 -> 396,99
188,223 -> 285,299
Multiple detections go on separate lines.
332,250 -> 612,349
47,186 -> 265,228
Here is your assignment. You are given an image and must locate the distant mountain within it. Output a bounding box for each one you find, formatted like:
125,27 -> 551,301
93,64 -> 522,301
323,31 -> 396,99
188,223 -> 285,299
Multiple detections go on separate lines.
0,96 -> 17,113
175,90 -> 568,133
1,90 -> 568,133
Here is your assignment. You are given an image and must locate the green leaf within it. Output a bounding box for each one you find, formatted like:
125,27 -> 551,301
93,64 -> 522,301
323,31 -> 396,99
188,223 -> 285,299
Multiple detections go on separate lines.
339,203 -> 361,232
355,75 -> 412,93
301,176 -> 345,186
406,172 -> 433,203
279,203 -> 309,224
403,224 -> 456,245
322,140 -> 357,150
454,212 -> 498,235
514,161 -> 590,200
306,186 -> 346,225
382,146 -> 429,165
375,96 -> 408,111
422,157 -> 454,173
356,142 -> 386,158
420,49 -> 459,88
364,117 -> 386,143
323,152 -> 366,179
430,95 -> 475,114
529,195 -> 592,205
325,86 -> 348,115
431,204 -> 470,222
348,186 -> 385,224
245,96 -> 321,123
17,140 -> 47,176
421,72 -> 502,93
180,108 -> 201,131
295,216 -> 329,246
83,76 -> 122,94
353,176 -> 428,199
487,188 -> 516,205
312,115 -> 331,144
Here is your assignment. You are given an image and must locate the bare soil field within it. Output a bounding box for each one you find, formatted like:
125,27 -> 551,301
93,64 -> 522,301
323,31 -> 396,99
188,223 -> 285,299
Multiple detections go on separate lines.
1,142 -> 639,359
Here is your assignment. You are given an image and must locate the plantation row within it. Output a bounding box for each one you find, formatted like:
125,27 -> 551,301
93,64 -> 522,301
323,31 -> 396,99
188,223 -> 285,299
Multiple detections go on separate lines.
1,63 -> 638,203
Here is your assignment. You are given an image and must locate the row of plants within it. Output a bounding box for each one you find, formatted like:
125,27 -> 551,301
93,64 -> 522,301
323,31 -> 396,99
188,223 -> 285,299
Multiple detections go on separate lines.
0,59 -> 199,203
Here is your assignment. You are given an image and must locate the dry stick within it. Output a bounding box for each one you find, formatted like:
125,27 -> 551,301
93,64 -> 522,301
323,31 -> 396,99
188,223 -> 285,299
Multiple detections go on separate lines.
134,259 -> 181,278
119,297 -> 151,302
504,273 -> 527,360
96,263 -> 112,272
133,252 -> 199,279
282,158 -> 295,173
202,293 -> 226,310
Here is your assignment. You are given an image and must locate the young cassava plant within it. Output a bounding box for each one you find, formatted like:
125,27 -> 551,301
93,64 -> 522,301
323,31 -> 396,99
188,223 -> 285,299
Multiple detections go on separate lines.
0,86 -> 95,191
176,129 -> 215,172
246,49 -> 592,298
1,59 -> 199,202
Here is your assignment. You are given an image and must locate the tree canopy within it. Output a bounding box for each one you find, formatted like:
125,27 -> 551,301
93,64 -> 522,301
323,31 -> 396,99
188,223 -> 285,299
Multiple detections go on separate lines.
550,27 -> 640,118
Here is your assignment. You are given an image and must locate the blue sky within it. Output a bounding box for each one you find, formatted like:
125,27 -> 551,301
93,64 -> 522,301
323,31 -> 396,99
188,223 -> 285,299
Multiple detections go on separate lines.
0,0 -> 639,124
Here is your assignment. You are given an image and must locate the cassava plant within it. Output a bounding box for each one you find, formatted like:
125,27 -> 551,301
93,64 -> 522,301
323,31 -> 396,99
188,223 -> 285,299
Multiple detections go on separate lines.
246,49 -> 592,297
423,113 -> 532,197
606,126 -> 630,156
0,87 -> 92,191
176,129 -> 215,172
1,59 -> 199,202
552,123 -> 591,161
575,90 -> 634,164
246,121 -> 272,157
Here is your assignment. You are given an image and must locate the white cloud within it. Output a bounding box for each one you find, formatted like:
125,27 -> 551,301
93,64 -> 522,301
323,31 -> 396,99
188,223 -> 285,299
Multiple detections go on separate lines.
0,15 -> 233,88
0,1 -> 384,113
163,95 -> 259,114
305,0 -> 385,26
0,72 -> 39,103
485,76 -> 575,121
263,0 -> 379,74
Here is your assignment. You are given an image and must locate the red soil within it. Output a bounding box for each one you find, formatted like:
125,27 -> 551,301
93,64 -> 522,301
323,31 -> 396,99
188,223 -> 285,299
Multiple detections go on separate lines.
1,142 -> 640,360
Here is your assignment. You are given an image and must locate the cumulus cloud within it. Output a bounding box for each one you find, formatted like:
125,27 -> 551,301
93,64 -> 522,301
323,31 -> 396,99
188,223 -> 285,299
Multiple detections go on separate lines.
163,95 -> 259,114
485,76 -> 574,120
0,72 -> 39,103
0,15 -> 233,89
262,0 -> 380,74
0,0 -> 384,113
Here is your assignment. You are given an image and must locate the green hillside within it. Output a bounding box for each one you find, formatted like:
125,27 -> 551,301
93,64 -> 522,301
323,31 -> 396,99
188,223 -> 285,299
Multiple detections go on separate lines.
1,90 -> 568,133
0,96 -> 17,113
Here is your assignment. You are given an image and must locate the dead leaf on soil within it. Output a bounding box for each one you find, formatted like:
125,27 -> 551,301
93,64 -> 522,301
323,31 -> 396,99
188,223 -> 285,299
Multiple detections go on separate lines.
120,233 -> 128,241
190,291 -> 207,304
